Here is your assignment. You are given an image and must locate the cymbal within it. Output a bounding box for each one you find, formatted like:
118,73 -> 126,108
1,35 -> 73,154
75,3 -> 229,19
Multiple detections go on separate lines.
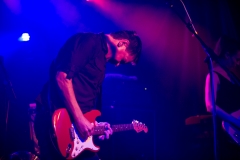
185,115 -> 212,125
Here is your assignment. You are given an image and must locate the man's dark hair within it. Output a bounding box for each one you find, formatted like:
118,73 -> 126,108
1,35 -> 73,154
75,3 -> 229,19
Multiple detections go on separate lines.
214,35 -> 240,58
110,30 -> 142,64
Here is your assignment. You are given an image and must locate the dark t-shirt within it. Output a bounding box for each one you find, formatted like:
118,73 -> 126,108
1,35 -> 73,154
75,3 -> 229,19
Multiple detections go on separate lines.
214,72 -> 240,141
213,72 -> 240,158
36,32 -> 108,114
215,72 -> 240,114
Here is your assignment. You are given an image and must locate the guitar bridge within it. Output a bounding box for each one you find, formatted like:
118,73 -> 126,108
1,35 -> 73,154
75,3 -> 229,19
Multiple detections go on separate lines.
65,143 -> 72,158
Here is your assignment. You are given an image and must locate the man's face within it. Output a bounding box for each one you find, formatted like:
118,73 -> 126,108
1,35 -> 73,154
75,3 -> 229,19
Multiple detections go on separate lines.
109,40 -> 135,66
115,50 -> 135,65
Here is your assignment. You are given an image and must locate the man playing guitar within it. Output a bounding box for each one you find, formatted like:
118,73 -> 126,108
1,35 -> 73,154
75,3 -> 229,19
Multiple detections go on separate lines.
34,31 -> 142,160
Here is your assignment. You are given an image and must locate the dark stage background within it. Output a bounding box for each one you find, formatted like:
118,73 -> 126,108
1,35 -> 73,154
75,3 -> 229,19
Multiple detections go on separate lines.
1,0 -> 240,159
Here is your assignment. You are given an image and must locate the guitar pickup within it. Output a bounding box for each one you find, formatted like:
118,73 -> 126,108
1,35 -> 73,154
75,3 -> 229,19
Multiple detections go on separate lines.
69,127 -> 75,140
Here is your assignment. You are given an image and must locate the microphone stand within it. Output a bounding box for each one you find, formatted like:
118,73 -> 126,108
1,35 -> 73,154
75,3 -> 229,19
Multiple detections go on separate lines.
165,1 -> 222,160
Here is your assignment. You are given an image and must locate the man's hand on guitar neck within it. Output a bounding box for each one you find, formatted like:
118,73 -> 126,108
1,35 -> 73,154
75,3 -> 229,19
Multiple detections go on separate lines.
95,121 -> 113,140
75,119 -> 113,140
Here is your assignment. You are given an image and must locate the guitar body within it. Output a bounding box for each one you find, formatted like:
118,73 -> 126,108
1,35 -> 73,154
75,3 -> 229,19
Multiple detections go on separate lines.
52,108 -> 101,159
51,108 -> 148,159
222,109 -> 240,145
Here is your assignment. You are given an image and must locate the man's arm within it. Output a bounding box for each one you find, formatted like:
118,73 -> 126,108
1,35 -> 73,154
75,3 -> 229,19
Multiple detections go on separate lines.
56,71 -> 93,138
205,73 -> 240,128
56,71 -> 84,119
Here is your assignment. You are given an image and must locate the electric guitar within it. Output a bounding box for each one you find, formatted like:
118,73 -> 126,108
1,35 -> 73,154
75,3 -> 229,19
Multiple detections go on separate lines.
222,110 -> 240,144
52,108 -> 148,159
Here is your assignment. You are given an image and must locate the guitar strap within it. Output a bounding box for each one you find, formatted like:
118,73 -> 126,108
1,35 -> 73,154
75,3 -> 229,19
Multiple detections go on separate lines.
96,85 -> 102,111
226,71 -> 240,86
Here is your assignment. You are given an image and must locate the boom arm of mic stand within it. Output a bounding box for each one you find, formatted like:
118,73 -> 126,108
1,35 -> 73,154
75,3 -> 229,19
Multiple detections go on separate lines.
165,2 -> 218,160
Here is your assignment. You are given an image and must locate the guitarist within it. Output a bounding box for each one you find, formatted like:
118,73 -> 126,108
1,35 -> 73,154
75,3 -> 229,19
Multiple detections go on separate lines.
205,35 -> 240,159
34,31 -> 142,160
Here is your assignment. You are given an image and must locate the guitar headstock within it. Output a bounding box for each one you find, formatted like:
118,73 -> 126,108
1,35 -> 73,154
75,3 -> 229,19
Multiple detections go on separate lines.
132,120 -> 148,133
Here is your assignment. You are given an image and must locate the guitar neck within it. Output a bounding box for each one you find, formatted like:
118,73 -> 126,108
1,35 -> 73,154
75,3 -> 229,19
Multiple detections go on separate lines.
93,124 -> 133,135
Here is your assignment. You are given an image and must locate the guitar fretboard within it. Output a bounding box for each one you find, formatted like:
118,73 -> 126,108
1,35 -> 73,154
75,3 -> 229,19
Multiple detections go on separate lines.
93,124 -> 133,135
